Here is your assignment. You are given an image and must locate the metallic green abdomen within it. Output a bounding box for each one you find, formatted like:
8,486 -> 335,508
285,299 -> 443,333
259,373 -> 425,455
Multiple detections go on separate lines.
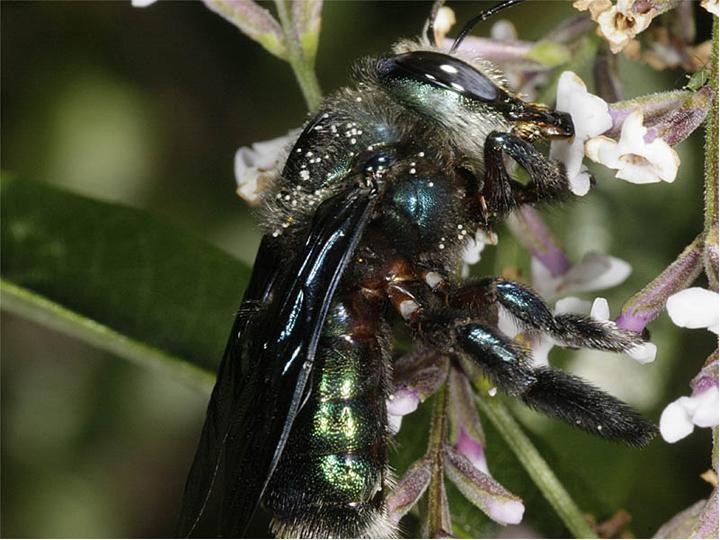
264,292 -> 391,538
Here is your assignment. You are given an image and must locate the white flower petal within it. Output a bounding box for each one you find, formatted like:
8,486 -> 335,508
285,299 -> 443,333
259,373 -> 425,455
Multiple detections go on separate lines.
131,0 -> 157,6
388,414 -> 403,435
486,499 -> 525,526
387,389 -> 420,416
462,229 -> 488,266
659,397 -> 696,443
691,386 -> 719,428
666,287 -> 720,331
559,252 -> 631,294
433,6 -> 457,43
569,169 -> 592,196
497,307 -> 521,338
586,109 -> 680,185
595,1 -> 654,54
625,342 -> 657,364
701,0 -> 719,16
490,19 -> 517,41
550,72 -> 612,197
590,297 -> 610,320
234,130 -> 297,203
530,335 -> 555,367
554,296 -> 592,315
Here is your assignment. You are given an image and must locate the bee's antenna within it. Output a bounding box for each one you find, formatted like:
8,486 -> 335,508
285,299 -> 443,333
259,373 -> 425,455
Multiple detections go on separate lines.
424,0 -> 447,47
449,0 -> 525,53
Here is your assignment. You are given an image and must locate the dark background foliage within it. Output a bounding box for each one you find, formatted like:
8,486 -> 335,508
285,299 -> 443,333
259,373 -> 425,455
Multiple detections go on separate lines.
1,1 -> 715,537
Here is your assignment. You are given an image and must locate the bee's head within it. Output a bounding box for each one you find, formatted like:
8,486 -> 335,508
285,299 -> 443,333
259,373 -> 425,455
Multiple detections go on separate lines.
375,50 -> 502,123
375,49 -> 573,141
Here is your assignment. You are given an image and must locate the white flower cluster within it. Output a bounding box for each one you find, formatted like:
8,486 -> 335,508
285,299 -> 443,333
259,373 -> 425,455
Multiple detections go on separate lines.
659,288 -> 719,443
573,0 -> 657,54
233,131 -> 297,204
551,71 -> 680,194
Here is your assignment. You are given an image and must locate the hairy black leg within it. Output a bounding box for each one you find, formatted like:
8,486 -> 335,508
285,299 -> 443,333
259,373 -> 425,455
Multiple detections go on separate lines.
520,368 -> 657,446
454,324 -> 536,395
451,278 -> 645,353
452,322 -> 656,446
482,132 -> 517,216
382,265 -> 656,446
482,131 -> 573,213
392,281 -> 656,446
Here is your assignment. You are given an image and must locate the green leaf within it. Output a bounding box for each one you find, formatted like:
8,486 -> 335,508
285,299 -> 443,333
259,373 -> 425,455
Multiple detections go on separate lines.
1,177 -> 252,387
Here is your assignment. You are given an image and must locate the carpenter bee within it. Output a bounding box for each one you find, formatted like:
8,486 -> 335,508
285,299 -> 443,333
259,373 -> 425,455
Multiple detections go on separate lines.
178,1 -> 657,537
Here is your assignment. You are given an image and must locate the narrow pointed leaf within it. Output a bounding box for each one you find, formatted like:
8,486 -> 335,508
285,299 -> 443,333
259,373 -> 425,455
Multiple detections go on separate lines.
1,177 -> 251,379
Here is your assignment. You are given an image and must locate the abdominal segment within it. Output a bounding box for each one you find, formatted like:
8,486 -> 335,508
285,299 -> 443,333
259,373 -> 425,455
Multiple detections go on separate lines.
263,290 -> 395,539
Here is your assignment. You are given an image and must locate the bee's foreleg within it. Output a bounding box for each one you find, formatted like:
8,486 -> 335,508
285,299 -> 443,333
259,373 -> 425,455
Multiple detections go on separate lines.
482,131 -> 573,211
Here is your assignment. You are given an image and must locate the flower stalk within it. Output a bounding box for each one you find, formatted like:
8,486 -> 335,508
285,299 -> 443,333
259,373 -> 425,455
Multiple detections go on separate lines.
705,17 -> 718,234
426,382 -> 452,537
274,0 -> 322,111
617,234 -> 704,332
473,388 -> 598,539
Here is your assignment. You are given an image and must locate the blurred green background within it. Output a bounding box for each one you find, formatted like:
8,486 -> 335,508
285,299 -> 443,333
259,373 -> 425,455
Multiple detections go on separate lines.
1,1 -> 715,538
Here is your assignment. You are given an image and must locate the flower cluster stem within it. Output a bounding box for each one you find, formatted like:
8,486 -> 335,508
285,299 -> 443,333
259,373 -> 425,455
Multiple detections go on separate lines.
475,394 -> 598,539
426,381 -> 451,536
274,0 -> 322,111
705,17 -> 718,234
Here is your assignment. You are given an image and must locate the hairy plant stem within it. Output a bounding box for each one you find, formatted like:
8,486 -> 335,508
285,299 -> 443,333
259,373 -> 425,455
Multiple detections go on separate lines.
274,0 -> 322,111
704,23 -> 718,485
425,381 -> 451,537
475,392 -> 598,539
705,17 -> 718,234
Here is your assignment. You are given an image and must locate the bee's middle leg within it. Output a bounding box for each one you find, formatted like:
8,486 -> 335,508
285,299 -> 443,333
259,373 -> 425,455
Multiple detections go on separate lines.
448,278 -> 645,353
385,279 -> 656,446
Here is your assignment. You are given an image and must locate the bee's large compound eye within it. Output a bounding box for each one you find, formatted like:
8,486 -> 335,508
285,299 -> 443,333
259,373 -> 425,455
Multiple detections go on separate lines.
377,51 -> 499,102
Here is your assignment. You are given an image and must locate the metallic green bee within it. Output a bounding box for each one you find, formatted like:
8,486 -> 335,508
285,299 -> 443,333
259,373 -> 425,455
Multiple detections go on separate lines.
178,1 -> 656,537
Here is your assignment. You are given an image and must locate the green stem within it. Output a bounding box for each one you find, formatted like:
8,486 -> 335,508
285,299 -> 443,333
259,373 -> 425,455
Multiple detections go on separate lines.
705,17 -> 718,233
1,279 -> 214,394
426,382 -> 451,537
476,395 -> 598,539
274,0 -> 322,111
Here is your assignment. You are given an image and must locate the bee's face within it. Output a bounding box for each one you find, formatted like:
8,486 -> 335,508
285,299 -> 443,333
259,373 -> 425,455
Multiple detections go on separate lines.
376,49 -> 574,141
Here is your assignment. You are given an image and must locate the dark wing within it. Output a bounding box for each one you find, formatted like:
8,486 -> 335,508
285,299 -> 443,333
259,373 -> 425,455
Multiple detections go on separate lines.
177,185 -> 378,537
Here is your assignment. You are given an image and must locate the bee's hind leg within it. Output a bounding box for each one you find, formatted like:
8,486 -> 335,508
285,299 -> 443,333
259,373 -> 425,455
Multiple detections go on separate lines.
451,321 -> 656,446
414,312 -> 657,446
387,278 -> 657,446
